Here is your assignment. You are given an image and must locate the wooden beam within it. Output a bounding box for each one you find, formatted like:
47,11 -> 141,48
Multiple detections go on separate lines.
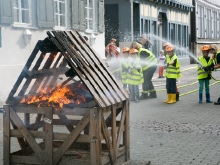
90,108 -> 102,165
44,107 -> 53,165
111,105 -> 117,162
25,67 -> 69,78
101,112 -> 115,164
124,100 -> 130,161
3,105 -> 10,165
9,107 -> 45,163
11,156 -> 41,164
53,111 -> 90,165
116,104 -> 126,157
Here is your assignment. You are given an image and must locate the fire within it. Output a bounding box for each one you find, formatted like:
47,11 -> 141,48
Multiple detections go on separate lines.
20,84 -> 87,108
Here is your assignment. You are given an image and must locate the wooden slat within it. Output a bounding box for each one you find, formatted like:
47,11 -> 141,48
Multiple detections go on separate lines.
10,130 -> 45,139
90,108 -> 102,165
124,100 -> 130,161
52,119 -> 79,126
52,31 -> 111,107
11,155 -> 41,164
10,119 -> 27,149
111,105 -> 117,162
53,133 -> 90,142
11,130 -> 91,143
116,103 -> 126,157
101,111 -> 115,165
65,31 -> 120,104
18,52 -> 46,97
58,115 -> 74,132
13,106 -> 47,114
44,107 -> 53,165
53,111 -> 90,165
47,31 -> 105,107
74,31 -> 128,99
9,107 -> 45,163
3,105 -> 10,165
28,52 -> 58,95
25,67 -> 69,78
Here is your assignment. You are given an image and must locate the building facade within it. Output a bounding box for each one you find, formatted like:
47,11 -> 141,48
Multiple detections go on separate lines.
104,0 -> 193,59
191,0 -> 220,61
0,0 -> 105,106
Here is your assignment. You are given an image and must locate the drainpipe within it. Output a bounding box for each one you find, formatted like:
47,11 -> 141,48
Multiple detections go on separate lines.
130,0 -> 133,41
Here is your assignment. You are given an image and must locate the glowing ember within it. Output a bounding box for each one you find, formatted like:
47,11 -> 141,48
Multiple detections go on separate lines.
20,84 -> 87,108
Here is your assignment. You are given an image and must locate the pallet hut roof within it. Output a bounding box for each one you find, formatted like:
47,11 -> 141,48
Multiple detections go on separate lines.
6,30 -> 128,108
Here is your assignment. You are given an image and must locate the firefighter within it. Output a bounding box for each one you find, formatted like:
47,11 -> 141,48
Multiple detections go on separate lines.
203,44 -> 220,105
164,45 -> 181,104
121,47 -> 130,90
163,42 -> 180,101
126,48 -> 144,103
130,42 -> 157,99
197,45 -> 213,103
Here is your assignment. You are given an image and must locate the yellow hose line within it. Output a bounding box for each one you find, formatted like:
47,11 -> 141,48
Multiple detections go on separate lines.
180,81 -> 220,96
111,66 -> 196,74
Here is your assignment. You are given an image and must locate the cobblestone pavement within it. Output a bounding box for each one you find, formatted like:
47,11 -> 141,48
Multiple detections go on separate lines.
129,66 -> 220,165
0,64 -> 220,165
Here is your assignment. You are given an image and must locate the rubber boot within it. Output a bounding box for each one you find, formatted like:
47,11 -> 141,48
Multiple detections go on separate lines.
139,93 -> 149,100
164,94 -> 171,103
167,94 -> 176,104
214,97 -> 220,105
148,91 -> 157,98
176,92 -> 179,101
134,95 -> 140,103
199,93 -> 202,103
206,93 -> 213,103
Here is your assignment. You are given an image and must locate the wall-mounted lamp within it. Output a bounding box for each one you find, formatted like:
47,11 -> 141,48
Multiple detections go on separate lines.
90,33 -> 96,45
23,29 -> 32,45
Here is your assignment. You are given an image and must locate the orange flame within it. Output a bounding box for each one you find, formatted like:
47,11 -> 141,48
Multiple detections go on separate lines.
20,84 -> 86,108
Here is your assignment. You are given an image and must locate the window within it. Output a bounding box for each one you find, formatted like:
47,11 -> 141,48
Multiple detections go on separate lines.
13,0 -> 31,24
206,9 -> 212,38
85,0 -> 97,32
54,0 -> 66,28
0,27 -> 2,48
198,5 -> 204,38
213,11 -> 217,38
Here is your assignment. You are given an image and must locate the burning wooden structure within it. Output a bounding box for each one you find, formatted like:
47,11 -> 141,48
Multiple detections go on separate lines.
3,31 -> 130,165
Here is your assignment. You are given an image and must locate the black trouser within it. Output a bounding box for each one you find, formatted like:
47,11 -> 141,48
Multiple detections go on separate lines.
166,78 -> 176,94
142,65 -> 157,96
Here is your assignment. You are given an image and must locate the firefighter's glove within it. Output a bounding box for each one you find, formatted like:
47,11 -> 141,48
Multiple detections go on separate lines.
203,65 -> 214,71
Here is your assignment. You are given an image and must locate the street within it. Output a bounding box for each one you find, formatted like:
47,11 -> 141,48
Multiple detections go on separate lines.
0,64 -> 220,165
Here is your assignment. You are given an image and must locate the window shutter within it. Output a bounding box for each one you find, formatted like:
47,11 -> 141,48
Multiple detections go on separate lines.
0,0 -> 13,24
79,0 -> 85,31
37,0 -> 55,28
98,0 -> 104,33
72,0 -> 79,30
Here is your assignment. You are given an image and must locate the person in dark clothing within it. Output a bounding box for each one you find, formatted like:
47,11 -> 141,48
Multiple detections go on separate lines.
130,42 -> 157,99
138,33 -> 152,49
203,44 -> 220,105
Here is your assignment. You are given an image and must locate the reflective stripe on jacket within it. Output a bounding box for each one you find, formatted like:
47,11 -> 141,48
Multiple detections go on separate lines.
137,48 -> 157,71
197,56 -> 213,80
126,58 -> 144,85
121,60 -> 130,84
165,53 -> 181,79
